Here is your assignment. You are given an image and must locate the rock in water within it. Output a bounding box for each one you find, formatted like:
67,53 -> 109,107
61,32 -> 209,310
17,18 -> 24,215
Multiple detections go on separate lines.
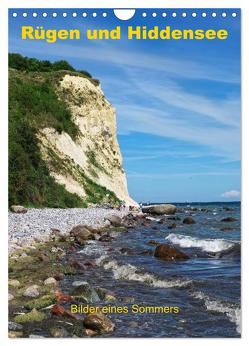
221,217 -> 237,222
183,217 -> 196,224
72,281 -> 100,303
83,312 -> 115,333
154,244 -> 189,261
142,204 -> 177,215
70,225 -> 93,244
10,205 -> 28,214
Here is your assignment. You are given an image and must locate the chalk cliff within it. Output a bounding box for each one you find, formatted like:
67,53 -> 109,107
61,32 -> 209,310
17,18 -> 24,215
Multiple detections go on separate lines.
38,74 -> 137,207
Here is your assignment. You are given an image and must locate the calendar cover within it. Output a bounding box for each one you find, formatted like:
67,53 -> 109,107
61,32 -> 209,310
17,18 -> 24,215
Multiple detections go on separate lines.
8,8 -> 241,338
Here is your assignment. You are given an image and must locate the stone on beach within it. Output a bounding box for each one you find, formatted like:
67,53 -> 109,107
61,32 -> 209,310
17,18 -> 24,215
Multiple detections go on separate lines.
154,244 -> 189,261
8,293 -> 14,301
9,279 -> 20,287
105,214 -> 123,227
44,277 -> 57,285
23,285 -> 40,298
142,204 -> 177,215
8,321 -> 23,331
10,205 -> 28,214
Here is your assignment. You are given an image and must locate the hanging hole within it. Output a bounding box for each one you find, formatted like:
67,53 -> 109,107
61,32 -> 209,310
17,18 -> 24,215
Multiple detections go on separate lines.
113,9 -> 135,20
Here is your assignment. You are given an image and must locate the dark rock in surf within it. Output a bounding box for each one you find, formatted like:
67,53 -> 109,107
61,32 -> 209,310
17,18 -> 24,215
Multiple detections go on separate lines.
148,240 -> 161,246
142,204 -> 177,215
83,312 -> 115,333
154,244 -> 189,261
220,227 -> 234,232
183,217 -> 196,224
221,217 -> 237,222
168,222 -> 177,229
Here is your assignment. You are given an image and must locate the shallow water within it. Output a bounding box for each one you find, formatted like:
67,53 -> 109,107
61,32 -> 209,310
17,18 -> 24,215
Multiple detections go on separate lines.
63,202 -> 241,337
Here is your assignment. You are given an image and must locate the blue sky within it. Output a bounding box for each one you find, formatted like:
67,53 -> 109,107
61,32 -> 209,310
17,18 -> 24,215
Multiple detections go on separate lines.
9,8 -> 241,202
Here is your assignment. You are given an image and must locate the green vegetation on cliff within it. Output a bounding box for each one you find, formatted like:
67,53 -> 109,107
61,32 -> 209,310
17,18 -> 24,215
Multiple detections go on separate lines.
9,53 -> 119,207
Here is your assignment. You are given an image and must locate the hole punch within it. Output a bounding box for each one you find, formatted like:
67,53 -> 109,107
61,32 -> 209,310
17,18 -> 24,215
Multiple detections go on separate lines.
113,9 -> 135,20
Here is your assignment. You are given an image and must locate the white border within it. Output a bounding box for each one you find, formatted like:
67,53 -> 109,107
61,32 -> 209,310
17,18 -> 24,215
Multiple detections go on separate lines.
1,1 -> 248,345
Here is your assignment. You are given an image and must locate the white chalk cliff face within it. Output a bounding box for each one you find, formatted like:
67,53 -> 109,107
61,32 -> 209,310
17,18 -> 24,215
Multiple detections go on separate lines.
38,74 -> 137,207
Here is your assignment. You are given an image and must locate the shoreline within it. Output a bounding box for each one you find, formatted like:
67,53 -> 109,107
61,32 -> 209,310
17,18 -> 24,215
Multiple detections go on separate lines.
8,207 -> 131,255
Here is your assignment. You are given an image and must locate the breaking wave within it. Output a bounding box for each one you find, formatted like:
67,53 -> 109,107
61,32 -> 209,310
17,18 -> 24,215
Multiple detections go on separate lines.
166,233 -> 237,253
78,241 -> 107,256
192,291 -> 241,334
96,255 -> 191,288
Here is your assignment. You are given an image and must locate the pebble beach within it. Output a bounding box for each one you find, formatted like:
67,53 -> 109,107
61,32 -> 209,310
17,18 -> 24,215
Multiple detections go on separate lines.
8,208 -> 128,254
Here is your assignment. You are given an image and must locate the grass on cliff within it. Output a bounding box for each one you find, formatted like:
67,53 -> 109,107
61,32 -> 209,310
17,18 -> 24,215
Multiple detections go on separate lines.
9,54 -> 119,208
9,68 -> 86,207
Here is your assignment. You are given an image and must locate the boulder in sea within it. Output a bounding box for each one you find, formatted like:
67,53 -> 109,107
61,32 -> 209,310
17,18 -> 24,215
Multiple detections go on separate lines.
10,205 -> 28,214
168,222 -> 177,229
105,215 -> 123,227
142,204 -> 177,215
148,240 -> 161,246
83,312 -> 115,333
183,217 -> 196,224
154,244 -> 189,261
23,285 -> 40,298
221,217 -> 237,222
70,225 -> 94,244
71,281 -> 100,303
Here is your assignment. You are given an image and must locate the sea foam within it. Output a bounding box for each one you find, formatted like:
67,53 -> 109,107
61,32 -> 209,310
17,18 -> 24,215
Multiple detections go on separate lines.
166,233 -> 235,253
192,291 -> 241,334
96,255 -> 191,288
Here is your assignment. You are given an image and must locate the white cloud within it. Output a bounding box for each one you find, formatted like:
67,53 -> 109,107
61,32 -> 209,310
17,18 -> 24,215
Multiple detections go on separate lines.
221,190 -> 240,198
10,39 -> 240,84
